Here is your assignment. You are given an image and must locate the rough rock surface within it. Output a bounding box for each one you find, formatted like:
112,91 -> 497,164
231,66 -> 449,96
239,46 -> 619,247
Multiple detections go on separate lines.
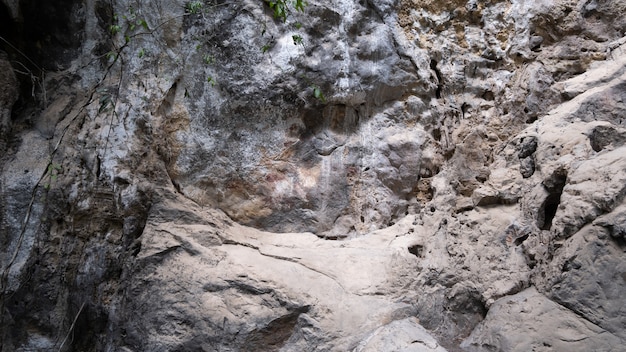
461,287 -> 623,352
1,0 -> 626,351
0,50 -> 18,154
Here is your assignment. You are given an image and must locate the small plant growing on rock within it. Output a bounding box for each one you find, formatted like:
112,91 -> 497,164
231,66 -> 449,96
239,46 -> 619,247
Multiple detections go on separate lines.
312,85 -> 326,103
186,1 -> 204,14
292,34 -> 304,45
44,163 -> 62,190
203,54 -> 215,65
103,0 -> 319,109
266,0 -> 307,21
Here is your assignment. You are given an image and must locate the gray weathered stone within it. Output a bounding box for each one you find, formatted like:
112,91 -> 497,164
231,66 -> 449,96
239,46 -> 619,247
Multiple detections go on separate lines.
1,0 -> 626,351
0,51 -> 18,151
461,287 -> 623,352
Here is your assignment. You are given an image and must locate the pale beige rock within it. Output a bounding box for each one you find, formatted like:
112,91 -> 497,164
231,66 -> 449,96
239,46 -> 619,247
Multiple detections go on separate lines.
461,287 -> 623,352
354,317 -> 448,352
123,197 -> 423,351
552,146 -> 626,237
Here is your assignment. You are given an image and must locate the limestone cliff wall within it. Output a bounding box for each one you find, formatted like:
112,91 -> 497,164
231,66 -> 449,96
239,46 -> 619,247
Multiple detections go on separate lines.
0,0 -> 625,351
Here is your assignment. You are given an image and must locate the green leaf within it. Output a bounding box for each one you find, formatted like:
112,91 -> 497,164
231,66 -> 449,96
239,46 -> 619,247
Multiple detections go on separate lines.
294,0 -> 307,12
98,95 -> 111,113
106,51 -> 117,62
186,1 -> 203,14
138,48 -> 146,58
313,86 -> 326,103
266,0 -> 287,21
203,54 -> 214,65
138,19 -> 149,30
109,24 -> 121,35
292,34 -> 304,45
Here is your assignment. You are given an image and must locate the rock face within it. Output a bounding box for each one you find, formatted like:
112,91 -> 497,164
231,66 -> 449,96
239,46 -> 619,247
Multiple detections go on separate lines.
0,50 -> 18,154
461,287 -> 623,352
1,0 -> 626,351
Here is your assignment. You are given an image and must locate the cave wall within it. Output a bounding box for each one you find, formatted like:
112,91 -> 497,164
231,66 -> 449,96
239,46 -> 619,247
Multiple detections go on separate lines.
1,0 -> 626,351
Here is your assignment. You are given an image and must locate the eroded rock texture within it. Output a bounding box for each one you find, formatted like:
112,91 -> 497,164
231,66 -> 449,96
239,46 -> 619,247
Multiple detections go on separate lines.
1,0 -> 626,351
